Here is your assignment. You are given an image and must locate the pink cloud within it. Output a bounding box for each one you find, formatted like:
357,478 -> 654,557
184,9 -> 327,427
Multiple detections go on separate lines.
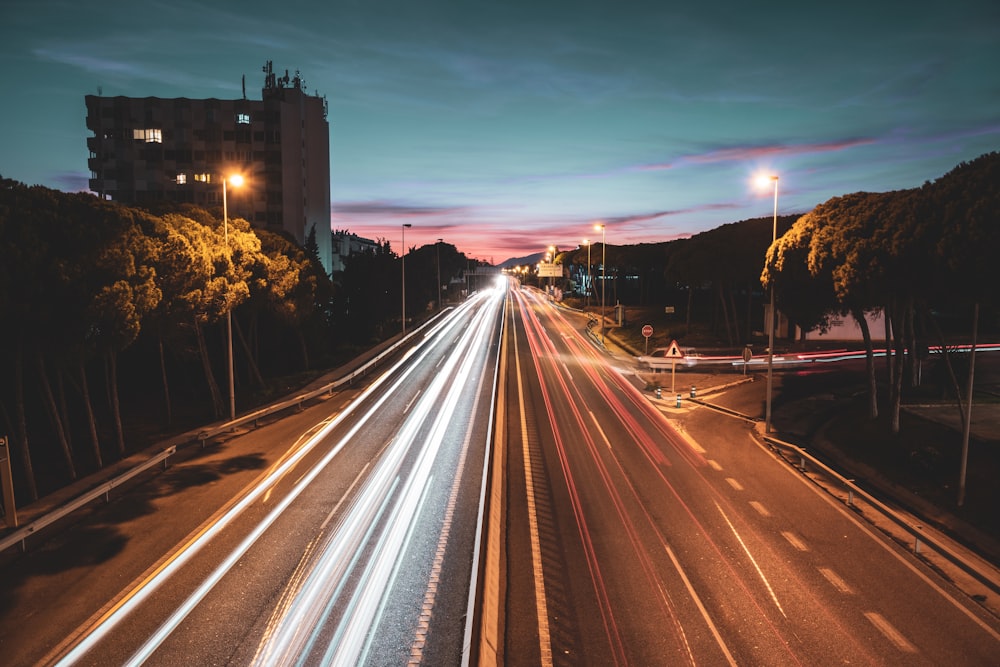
637,138 -> 876,171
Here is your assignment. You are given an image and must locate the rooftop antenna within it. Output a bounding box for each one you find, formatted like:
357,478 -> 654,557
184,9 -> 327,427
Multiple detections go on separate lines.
97,85 -> 103,96
242,75 -> 246,99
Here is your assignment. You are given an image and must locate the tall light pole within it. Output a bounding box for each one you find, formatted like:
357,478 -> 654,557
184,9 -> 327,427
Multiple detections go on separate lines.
758,174 -> 779,433
583,239 -> 591,309
436,238 -> 443,309
548,245 -> 556,296
402,223 -> 412,335
222,173 -> 244,422
595,223 -> 606,343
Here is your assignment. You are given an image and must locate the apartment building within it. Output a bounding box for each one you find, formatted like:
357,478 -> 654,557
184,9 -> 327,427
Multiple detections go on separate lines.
85,61 -> 333,274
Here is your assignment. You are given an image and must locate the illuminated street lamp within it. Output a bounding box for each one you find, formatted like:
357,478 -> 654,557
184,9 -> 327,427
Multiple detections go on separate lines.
595,223 -> 606,343
402,223 -> 412,335
222,173 -> 244,421
756,174 -> 779,433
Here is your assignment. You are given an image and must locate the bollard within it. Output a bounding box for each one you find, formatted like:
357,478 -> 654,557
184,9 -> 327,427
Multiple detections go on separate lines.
655,388 -> 662,399
676,394 -> 682,408
690,385 -> 696,398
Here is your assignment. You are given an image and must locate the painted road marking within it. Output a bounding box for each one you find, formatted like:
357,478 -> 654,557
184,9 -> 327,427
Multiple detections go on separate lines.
865,612 -> 917,653
781,531 -> 809,552
818,567 -> 854,595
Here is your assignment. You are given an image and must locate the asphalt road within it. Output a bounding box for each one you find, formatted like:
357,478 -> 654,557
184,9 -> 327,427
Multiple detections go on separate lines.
500,286 -> 1000,665
3,283 -> 998,666
0,288 -> 505,666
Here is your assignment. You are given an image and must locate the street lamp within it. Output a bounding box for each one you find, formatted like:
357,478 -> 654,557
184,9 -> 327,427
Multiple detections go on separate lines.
595,223 -> 606,343
436,238 -> 443,309
757,174 -> 779,433
583,239 -> 591,309
222,173 -> 244,422
402,223 -> 412,335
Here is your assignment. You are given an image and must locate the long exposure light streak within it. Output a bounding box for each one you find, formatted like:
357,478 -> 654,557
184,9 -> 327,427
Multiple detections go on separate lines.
254,286 -> 504,666
57,290 -> 501,666
514,288 -> 807,663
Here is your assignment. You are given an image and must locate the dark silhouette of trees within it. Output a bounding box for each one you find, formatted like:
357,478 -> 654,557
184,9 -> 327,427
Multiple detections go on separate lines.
765,152 -> 1000,435
669,216 -> 796,344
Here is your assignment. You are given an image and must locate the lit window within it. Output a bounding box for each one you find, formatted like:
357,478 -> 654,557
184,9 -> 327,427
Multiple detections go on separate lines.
176,173 -> 187,184
236,112 -> 251,125
194,173 -> 211,183
132,128 -> 162,143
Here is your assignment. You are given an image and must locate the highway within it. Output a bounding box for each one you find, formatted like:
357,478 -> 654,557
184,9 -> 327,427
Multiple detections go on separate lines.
2,279 -> 999,666
500,284 -> 1000,665
0,286 -> 504,666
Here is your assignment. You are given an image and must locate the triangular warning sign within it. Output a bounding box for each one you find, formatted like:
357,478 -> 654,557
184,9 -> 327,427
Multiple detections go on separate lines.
664,340 -> 684,359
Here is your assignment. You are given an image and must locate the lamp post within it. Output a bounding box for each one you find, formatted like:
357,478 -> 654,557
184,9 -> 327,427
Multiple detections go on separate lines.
222,173 -> 244,422
583,239 -> 591,309
548,245 -> 556,296
436,238 -> 443,309
401,223 -> 412,335
595,223 -> 606,343
758,174 -> 779,433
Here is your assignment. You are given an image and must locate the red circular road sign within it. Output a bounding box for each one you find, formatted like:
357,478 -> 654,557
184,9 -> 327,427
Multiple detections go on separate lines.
642,324 -> 653,337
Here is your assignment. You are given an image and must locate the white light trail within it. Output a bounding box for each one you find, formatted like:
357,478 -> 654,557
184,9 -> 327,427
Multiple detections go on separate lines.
256,288 -> 504,665
58,291 -> 498,666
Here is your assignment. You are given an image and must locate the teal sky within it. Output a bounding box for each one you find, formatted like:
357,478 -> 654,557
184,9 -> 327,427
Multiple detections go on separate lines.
2,0 -> 998,263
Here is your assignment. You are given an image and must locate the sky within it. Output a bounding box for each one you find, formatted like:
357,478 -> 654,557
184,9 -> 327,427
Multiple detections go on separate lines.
2,1 -> 998,264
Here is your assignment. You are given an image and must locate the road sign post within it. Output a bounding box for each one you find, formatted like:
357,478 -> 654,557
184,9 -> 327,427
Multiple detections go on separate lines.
662,339 -> 684,395
642,324 -> 653,354
742,345 -> 753,375
0,436 -> 17,528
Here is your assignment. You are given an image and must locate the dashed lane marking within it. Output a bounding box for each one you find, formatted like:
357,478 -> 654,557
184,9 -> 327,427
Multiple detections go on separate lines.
818,567 -> 855,595
864,612 -> 918,654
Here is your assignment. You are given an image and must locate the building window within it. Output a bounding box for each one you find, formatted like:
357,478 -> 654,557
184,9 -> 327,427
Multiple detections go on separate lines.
236,112 -> 251,124
194,173 -> 212,183
133,128 -> 162,143
176,173 -> 187,184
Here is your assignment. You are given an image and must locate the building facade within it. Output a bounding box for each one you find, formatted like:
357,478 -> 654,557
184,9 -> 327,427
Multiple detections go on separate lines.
331,231 -> 380,274
85,61 -> 333,274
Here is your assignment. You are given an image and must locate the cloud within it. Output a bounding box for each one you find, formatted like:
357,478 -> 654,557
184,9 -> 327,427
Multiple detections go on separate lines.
51,170 -> 92,193
602,203 -> 740,227
637,138 -> 877,171
332,200 -> 470,218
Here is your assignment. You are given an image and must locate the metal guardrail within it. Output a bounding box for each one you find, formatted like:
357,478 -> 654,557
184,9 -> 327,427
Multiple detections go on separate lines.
193,334 -> 405,446
0,445 -> 176,554
0,312 -> 447,557
762,433 -> 1000,598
